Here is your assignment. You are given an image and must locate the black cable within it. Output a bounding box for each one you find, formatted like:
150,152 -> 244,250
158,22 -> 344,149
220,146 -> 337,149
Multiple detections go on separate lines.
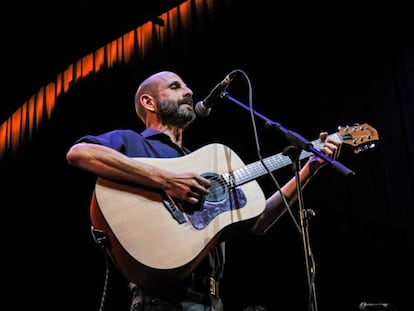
91,226 -> 110,311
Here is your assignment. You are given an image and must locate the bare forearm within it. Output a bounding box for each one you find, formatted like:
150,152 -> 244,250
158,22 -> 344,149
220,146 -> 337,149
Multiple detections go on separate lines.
66,142 -> 211,204
251,160 -> 315,235
66,143 -> 167,189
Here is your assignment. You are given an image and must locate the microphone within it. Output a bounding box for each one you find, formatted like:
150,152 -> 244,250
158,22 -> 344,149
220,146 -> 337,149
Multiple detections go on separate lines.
359,302 -> 393,311
195,71 -> 237,117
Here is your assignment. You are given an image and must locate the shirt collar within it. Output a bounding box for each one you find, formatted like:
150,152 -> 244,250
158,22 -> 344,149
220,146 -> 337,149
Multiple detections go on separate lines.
141,128 -> 164,138
141,128 -> 190,155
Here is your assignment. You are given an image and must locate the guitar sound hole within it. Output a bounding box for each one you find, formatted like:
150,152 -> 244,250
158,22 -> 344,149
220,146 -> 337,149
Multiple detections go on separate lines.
201,172 -> 227,203
186,172 -> 247,230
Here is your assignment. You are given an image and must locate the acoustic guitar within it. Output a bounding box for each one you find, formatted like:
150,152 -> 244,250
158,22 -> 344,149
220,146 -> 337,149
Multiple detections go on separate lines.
90,123 -> 378,288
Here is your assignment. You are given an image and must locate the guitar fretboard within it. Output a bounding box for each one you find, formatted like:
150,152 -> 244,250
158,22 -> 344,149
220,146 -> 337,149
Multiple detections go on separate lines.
222,133 -> 340,187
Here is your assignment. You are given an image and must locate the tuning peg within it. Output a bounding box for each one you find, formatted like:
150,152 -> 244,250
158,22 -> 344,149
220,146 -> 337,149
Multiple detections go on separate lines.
354,143 -> 376,154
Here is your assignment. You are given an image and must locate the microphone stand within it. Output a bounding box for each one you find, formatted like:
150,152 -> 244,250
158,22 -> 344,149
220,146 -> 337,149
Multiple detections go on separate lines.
221,91 -> 354,311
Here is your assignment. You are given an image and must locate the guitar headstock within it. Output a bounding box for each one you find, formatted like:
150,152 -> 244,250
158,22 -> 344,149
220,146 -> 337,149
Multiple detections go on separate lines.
337,123 -> 379,154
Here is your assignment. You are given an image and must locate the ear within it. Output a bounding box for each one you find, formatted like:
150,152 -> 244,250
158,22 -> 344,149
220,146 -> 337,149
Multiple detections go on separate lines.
141,94 -> 156,112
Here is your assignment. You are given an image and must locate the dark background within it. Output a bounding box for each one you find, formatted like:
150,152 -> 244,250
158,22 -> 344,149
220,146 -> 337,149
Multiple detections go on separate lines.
2,1 -> 413,311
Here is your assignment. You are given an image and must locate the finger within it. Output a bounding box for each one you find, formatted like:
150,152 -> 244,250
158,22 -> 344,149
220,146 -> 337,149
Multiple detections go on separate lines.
196,175 -> 211,188
320,145 -> 336,159
190,182 -> 209,196
186,191 -> 203,204
319,132 -> 328,141
191,178 -> 210,194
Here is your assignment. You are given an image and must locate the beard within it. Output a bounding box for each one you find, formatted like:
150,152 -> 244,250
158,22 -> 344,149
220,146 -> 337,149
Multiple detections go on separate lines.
156,98 -> 196,128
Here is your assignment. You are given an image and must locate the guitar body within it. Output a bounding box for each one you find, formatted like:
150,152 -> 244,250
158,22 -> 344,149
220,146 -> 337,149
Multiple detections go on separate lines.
91,143 -> 266,288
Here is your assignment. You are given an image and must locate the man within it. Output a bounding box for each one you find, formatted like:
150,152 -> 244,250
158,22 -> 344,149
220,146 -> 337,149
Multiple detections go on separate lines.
66,70 -> 341,310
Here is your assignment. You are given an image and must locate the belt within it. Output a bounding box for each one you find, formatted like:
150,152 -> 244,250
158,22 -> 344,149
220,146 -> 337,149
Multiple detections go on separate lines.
209,276 -> 219,298
136,275 -> 220,305
185,276 -> 220,304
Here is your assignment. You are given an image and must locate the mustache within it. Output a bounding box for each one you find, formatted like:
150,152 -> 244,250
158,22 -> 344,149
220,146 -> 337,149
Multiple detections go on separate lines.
178,98 -> 194,107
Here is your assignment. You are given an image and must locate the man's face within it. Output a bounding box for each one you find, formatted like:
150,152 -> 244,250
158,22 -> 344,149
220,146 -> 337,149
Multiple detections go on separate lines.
154,72 -> 196,128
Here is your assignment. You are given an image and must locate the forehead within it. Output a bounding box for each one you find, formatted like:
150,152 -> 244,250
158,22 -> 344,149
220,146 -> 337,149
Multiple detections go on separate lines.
154,71 -> 183,85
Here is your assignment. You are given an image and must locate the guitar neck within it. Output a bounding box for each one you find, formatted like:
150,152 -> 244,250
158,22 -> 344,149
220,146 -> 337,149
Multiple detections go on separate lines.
225,133 -> 340,187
